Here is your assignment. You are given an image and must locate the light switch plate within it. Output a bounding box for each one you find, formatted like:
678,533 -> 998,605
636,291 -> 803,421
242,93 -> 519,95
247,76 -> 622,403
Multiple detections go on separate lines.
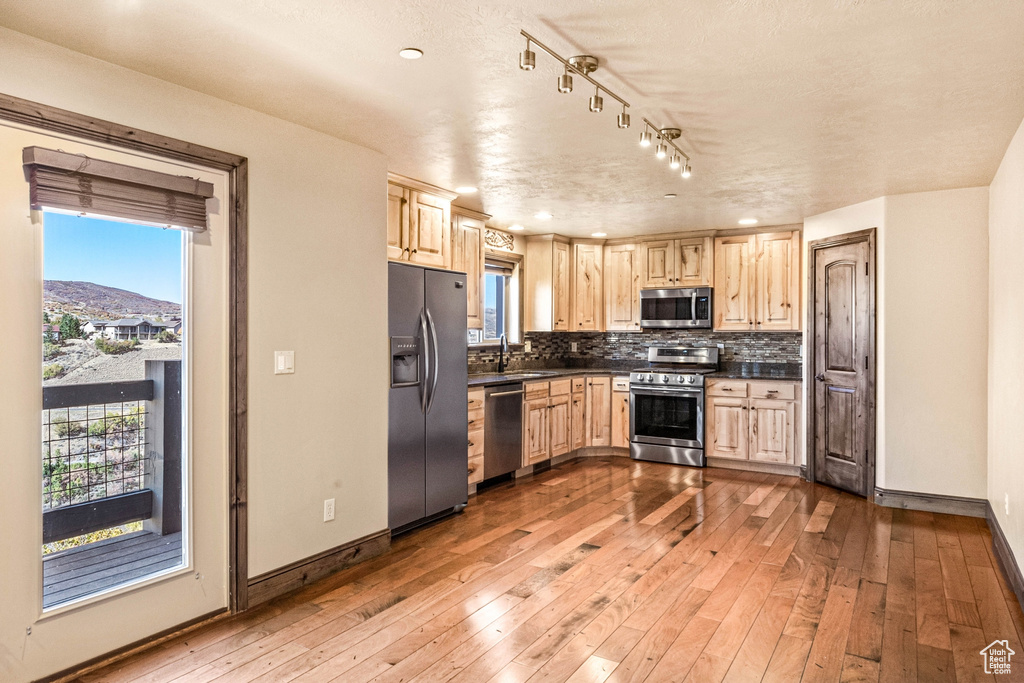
570,342 -> 578,352
524,341 -> 532,353
274,350 -> 295,374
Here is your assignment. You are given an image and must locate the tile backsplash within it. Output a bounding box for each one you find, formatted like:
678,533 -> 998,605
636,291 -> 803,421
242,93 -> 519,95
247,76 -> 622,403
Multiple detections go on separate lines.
469,330 -> 802,371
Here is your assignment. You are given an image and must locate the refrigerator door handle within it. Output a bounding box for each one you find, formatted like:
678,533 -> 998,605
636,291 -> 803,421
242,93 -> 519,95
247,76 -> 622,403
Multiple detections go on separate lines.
425,308 -> 440,414
419,309 -> 430,414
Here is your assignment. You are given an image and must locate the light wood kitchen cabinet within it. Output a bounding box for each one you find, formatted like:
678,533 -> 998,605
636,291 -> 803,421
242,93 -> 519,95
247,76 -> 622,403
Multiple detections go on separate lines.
524,236 -> 571,332
714,231 -> 799,331
451,208 -> 488,330
706,379 -> 800,465
572,241 -> 604,331
570,389 -> 585,451
586,376 -> 612,447
611,376 -> 630,449
548,394 -> 571,457
604,244 -> 641,331
522,380 -> 572,466
640,236 -> 713,288
387,173 -> 457,269
467,389 -> 485,485
524,396 -> 549,466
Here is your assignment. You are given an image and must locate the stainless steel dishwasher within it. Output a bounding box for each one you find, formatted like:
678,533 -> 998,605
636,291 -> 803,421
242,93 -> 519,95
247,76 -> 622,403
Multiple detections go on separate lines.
484,383 -> 523,479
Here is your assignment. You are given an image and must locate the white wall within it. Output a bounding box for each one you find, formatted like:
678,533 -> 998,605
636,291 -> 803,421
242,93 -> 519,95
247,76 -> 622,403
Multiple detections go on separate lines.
803,189 -> 989,499
988,114 -> 1024,566
0,27 -> 388,681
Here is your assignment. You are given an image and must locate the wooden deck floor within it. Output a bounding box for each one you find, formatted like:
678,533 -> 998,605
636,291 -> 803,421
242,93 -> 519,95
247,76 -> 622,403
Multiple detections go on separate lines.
44,531 -> 182,608
77,458 -> 1024,682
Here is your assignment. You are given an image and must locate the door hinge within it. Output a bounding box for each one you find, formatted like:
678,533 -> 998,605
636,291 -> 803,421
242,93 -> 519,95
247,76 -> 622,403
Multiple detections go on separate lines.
864,355 -> 868,369
865,261 -> 869,276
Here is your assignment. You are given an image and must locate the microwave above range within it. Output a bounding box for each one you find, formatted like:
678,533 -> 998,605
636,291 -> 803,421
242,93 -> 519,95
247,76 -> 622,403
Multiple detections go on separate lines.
639,287 -> 712,329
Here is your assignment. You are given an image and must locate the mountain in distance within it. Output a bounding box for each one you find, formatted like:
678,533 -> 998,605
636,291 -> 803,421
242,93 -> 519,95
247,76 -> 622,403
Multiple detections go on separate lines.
44,280 -> 181,318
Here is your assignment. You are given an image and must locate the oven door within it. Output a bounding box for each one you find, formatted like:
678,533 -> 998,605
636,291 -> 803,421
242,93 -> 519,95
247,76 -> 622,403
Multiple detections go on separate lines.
630,385 -> 704,449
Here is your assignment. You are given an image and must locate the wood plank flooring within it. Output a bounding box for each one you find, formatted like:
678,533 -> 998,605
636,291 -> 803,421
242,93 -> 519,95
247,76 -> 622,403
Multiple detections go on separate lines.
74,459 -> 1024,682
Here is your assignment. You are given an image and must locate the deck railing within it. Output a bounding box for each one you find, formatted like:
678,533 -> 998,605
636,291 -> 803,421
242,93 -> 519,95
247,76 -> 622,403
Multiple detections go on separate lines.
41,361 -> 181,544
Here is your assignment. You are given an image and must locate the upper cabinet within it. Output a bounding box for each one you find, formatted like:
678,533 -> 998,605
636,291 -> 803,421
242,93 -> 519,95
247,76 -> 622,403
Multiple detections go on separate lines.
604,243 -> 641,331
524,236 -> 571,332
640,236 -> 713,288
451,207 -> 489,330
572,241 -> 604,331
714,231 -> 800,331
387,173 -> 457,269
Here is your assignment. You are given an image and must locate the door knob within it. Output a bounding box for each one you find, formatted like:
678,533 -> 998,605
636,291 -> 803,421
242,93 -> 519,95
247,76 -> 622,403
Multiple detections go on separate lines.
815,373 -> 825,382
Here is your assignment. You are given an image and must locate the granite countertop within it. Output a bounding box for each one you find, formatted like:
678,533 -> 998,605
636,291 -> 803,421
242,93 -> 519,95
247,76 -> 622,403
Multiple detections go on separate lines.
709,362 -> 803,381
468,361 -> 802,387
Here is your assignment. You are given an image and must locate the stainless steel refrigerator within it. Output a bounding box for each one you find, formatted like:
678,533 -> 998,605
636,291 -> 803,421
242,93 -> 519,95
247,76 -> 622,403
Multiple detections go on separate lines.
388,262 -> 468,532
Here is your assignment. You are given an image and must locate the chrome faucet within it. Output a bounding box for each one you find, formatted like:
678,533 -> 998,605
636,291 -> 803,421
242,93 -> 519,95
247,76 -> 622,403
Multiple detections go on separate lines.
498,333 -> 508,373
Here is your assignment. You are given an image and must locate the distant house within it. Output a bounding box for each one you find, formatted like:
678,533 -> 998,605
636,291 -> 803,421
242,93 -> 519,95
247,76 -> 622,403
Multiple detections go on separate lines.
95,318 -> 180,340
82,320 -> 108,336
42,324 -> 61,342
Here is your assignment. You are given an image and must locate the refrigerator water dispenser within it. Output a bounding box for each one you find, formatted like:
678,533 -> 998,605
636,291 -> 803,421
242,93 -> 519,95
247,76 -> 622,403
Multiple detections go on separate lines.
390,336 -> 420,387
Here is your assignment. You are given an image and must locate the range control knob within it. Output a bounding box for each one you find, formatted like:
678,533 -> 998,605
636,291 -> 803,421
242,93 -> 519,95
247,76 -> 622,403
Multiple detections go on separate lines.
661,375 -> 670,384
647,374 -> 654,382
677,375 -> 686,383
688,376 -> 696,384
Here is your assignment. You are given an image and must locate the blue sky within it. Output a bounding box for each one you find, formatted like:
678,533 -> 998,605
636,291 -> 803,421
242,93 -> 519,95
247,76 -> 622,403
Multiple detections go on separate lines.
43,212 -> 183,304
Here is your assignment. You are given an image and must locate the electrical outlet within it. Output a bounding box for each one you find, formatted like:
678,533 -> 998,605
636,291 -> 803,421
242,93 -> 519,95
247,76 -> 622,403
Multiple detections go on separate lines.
571,342 -> 578,353
1006,493 -> 1010,516
323,498 -> 335,522
717,343 -> 725,349
524,341 -> 532,353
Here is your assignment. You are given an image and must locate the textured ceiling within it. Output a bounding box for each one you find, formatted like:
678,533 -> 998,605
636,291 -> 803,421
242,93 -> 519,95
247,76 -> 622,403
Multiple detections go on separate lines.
1,0 -> 1023,237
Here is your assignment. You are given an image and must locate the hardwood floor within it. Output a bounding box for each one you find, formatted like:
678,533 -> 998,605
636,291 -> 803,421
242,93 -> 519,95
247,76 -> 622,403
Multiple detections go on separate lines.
75,458 -> 1024,682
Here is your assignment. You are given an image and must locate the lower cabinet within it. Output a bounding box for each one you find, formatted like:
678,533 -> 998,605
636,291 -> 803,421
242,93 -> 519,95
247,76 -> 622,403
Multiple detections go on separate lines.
706,379 -> 800,465
611,376 -> 630,449
586,376 -> 612,447
467,389 -> 485,485
523,380 -> 573,467
571,380 -> 586,451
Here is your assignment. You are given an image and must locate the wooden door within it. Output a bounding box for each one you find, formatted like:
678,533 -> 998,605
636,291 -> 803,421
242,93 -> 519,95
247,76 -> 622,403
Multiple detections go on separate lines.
604,244 -> 640,330
676,237 -> 713,287
552,241 -> 571,331
707,397 -> 748,459
548,395 -> 571,457
586,377 -> 612,447
756,232 -> 800,330
610,391 -> 630,449
812,236 -> 874,496
750,399 -> 794,463
640,239 -> 675,287
524,398 -> 549,466
570,391 -> 585,450
387,183 -> 408,261
573,243 -> 603,331
452,215 -> 484,329
714,235 -> 755,330
408,191 -> 451,268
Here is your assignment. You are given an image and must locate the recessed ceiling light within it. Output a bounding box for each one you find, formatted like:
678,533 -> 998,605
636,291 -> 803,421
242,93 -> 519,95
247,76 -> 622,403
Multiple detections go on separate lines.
592,232 -> 607,237
534,211 -> 552,220
455,186 -> 477,194
738,218 -> 758,225
399,48 -> 423,60
664,193 -> 677,199
509,224 -> 525,231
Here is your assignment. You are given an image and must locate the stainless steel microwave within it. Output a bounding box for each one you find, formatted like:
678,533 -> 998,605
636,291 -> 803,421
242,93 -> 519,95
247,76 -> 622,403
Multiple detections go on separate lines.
639,287 -> 712,329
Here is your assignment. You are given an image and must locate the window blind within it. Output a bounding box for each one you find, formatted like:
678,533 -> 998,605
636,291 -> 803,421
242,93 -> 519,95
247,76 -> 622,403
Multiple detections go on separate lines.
22,146 -> 215,232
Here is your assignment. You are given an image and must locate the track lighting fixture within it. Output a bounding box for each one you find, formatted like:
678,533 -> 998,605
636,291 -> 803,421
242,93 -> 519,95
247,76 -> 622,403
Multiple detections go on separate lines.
517,29 -> 693,182
557,65 -> 573,94
519,38 -> 536,70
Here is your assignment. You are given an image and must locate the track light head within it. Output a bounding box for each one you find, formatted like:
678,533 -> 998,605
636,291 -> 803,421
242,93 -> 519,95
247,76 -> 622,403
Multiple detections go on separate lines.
519,44 -> 536,70
557,66 -> 573,94
639,125 -> 651,147
681,163 -> 692,179
589,88 -> 604,113
669,153 -> 681,169
656,142 -> 667,159
617,108 -> 630,129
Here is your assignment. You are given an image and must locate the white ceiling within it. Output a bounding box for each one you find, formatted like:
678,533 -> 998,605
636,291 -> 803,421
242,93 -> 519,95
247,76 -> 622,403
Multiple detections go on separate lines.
2,0 -> 1023,238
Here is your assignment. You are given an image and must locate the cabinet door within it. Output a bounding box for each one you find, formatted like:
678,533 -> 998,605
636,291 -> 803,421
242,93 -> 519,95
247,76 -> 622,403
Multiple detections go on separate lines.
553,241 -> 571,331
387,183 -> 408,261
755,232 -> 800,331
714,235 -> 755,330
750,399 -> 794,464
571,391 -> 585,450
676,236 -> 713,287
586,377 -> 612,447
524,398 -> 549,466
573,243 -> 603,331
408,191 -> 451,268
611,391 -> 630,449
605,244 -> 640,331
640,239 -> 675,287
707,396 -> 748,459
452,215 -> 484,329
548,394 -> 571,457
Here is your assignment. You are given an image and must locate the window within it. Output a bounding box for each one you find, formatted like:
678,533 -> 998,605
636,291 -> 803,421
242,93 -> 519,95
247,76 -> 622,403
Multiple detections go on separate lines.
469,254 -> 521,345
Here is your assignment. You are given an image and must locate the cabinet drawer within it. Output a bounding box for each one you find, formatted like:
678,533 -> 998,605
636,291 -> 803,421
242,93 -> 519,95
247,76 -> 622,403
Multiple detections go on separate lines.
571,378 -> 586,393
468,454 -> 484,485
467,390 -> 485,411
549,379 -> 572,396
468,428 -> 484,457
524,381 -> 549,400
468,407 -> 484,429
612,376 -> 630,392
749,381 -> 797,401
707,380 -> 749,397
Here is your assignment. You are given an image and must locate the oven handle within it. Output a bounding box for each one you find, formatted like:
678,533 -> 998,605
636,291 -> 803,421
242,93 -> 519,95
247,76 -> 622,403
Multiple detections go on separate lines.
630,386 -> 704,396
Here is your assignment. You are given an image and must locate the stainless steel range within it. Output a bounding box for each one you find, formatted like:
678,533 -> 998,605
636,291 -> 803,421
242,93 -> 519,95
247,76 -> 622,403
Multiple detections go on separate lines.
630,346 -> 719,467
